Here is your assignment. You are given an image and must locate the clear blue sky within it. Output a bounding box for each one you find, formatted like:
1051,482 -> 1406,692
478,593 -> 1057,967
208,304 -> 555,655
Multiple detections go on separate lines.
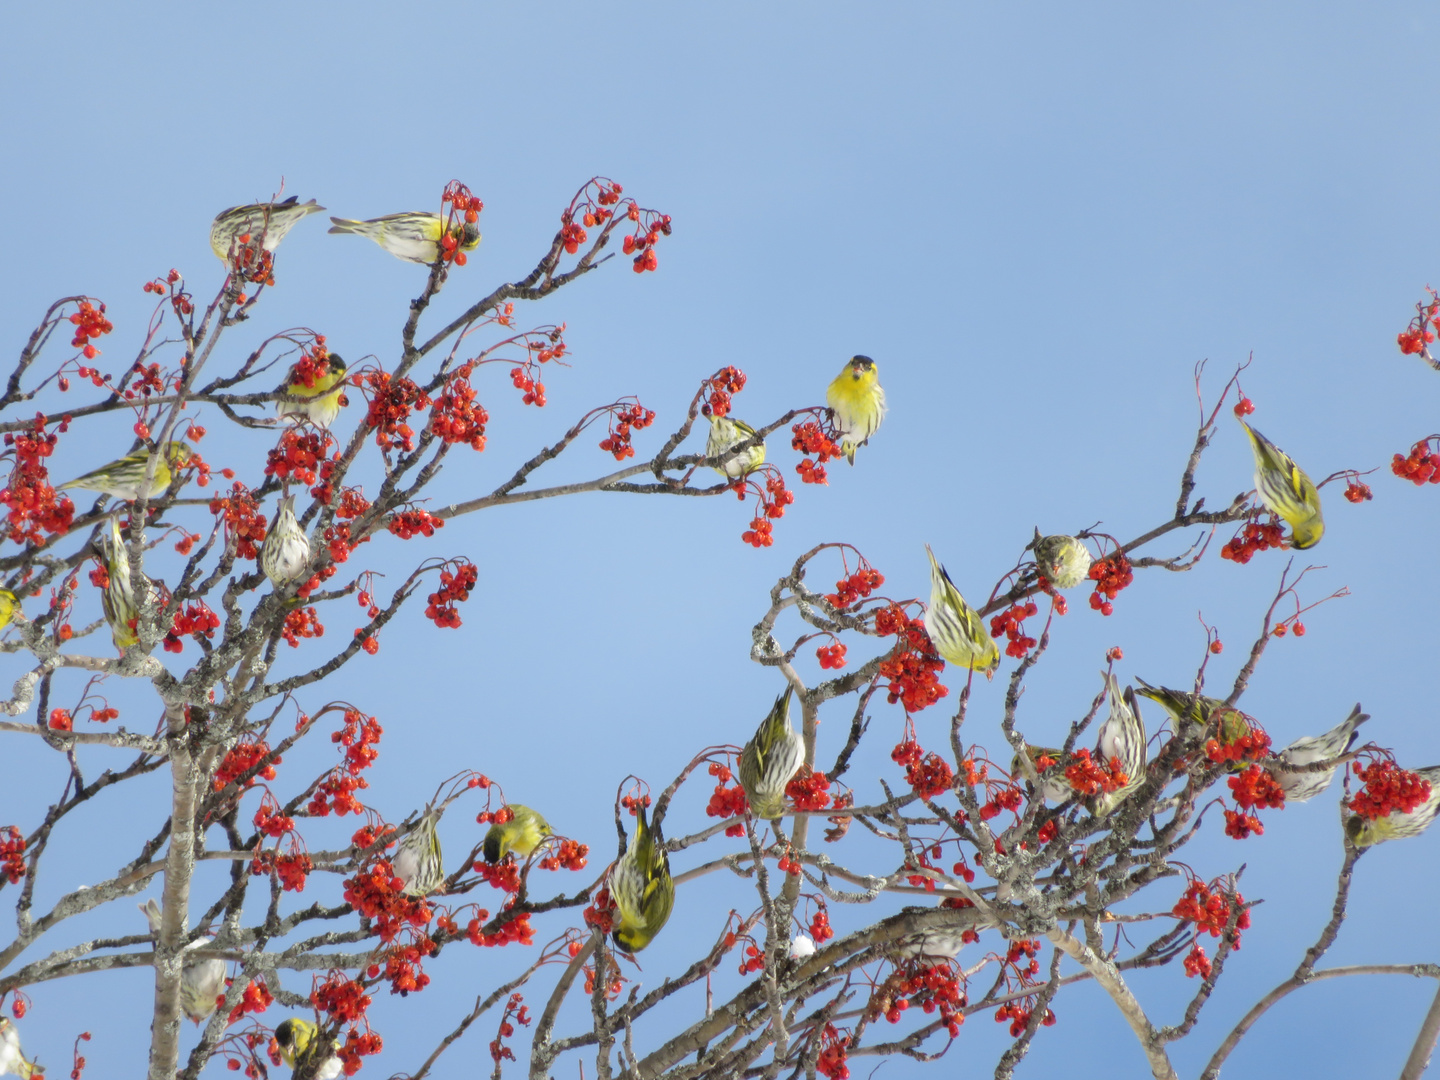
2,3 -> 1437,1077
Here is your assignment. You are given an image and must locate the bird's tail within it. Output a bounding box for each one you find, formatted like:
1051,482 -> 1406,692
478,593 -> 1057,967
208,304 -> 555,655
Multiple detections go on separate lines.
327,216 -> 369,236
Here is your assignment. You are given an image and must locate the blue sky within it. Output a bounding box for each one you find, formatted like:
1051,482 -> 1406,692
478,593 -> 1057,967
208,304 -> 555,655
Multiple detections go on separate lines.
2,3 -> 1438,1077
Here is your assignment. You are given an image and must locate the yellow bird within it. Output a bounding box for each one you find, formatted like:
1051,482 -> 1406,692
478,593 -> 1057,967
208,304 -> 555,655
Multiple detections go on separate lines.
274,1018 -> 341,1080
0,1017 -> 38,1079
825,355 -> 886,464
0,589 -> 17,631
327,212 -> 481,265
277,354 -> 347,429
922,545 -> 999,674
705,414 -> 766,479
609,803 -> 674,953
739,689 -> 803,820
1346,766 -> 1440,848
209,197 -> 325,262
483,805 -> 552,864
58,442 -> 192,502
1238,420 -> 1324,550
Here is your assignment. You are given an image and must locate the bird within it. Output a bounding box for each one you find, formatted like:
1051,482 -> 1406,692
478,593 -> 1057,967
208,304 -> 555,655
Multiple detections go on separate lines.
1238,420 -> 1324,550
97,516 -> 153,650
609,802 -> 674,953
1011,744 -> 1075,804
825,355 -> 886,464
1346,766 -> 1440,848
0,589 -> 18,631
922,545 -> 999,675
1269,704 -> 1368,803
0,1017 -> 38,1079
274,1019 -> 341,1080
739,689 -> 804,820
1093,671 -> 1147,818
391,811 -> 445,896
1132,678 -> 1254,748
482,805 -> 552,864
327,212 -> 481,265
58,442 -> 192,502
705,414 -> 766,479
209,197 -> 325,262
139,898 -> 227,1025
277,354 -> 347,429
1031,530 -> 1093,590
260,495 -> 311,587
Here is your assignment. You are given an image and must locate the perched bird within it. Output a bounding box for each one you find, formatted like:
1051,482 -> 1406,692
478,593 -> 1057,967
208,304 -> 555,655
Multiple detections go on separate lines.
1238,420 -> 1324,550
482,805 -> 552,864
1132,678 -> 1254,748
0,1017 -> 37,1079
58,442 -> 192,502
97,516 -> 158,650
327,212 -> 481,265
825,355 -> 886,464
210,197 -> 325,262
277,354 -> 347,429
1010,744 -> 1074,804
274,1019 -> 341,1080
1031,530 -> 1093,590
739,689 -> 803,820
391,812 -> 445,897
1093,672 -> 1147,818
922,545 -> 999,675
0,589 -> 18,631
1269,705 -> 1368,803
609,803 -> 674,953
1346,766 -> 1440,848
260,495 -> 311,587
139,898 -> 227,1025
705,414 -> 766,480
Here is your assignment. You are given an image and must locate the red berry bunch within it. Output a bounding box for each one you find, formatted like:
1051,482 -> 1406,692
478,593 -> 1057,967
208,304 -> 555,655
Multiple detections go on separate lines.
1220,516 -> 1286,563
209,484 -> 267,560
699,365 -> 747,419
361,370 -> 430,454
1223,808 -> 1264,839
265,430 -> 333,487
467,910 -> 535,949
825,565 -> 884,609
287,339 -> 341,391
1349,760 -> 1433,820
704,761 -> 749,836
874,604 -> 949,714
994,1001 -> 1055,1037
313,974 -> 371,1025
597,400 -> 657,460
1204,721 -> 1270,767
428,365 -> 489,450
0,826 -> 26,885
142,269 -> 192,316
1397,288 -> 1440,356
253,793 -> 296,839
1232,396 -> 1256,417
816,1024 -> 850,1080
815,642 -> 847,669
989,600 -> 1039,659
809,906 -> 834,944
388,507 -> 444,540
1062,748 -> 1127,797
488,993 -> 530,1067
425,561 -> 477,629
334,709 -> 383,776
250,846 -> 313,893
792,420 -> 843,485
1172,878 -> 1250,943
68,300 -> 112,360
737,468 -> 793,548
1392,438 -> 1440,485
225,979 -> 273,1025
537,838 -> 589,872
441,180 -> 483,266
891,739 -> 955,799
785,765 -> 832,811
1087,553 -> 1133,615
213,740 -> 278,792
1184,942 -> 1212,979
280,606 -> 324,648
308,769 -> 369,817
342,860 -> 433,943
1228,764 -> 1285,811
1,414 -> 75,545
1343,479 -> 1373,502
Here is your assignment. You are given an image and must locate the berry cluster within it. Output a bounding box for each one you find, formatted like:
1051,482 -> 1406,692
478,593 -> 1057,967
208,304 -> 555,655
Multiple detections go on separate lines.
826,565 -> 884,609
1063,748 -> 1127,796
815,641 -> 847,669
704,761 -> 748,836
989,600 -> 1039,659
280,606 -> 324,648
1220,516 -> 1286,563
1397,288 -> 1440,356
68,300 -> 113,360
466,909 -> 535,949
874,604 -> 949,714
891,739 -> 955,799
1,414 -> 75,545
213,741 -> 279,792
361,370 -> 430,454
343,860 -> 434,946
441,181 -> 483,266
425,561 -> 477,629
1228,764 -> 1285,811
597,400 -> 656,460
536,838 -> 589,872
488,993 -> 530,1067
265,430 -> 333,487
1392,438 -> 1440,485
738,468 -> 793,548
621,204 -> 671,273
142,268 -> 193,317
994,1000 -> 1055,1037
809,906 -> 834,944
389,508 -> 444,540
1349,760 -> 1433,820
0,826 -> 25,885
208,485 -> 268,560
1184,942 -> 1213,979
225,979 -> 273,1025
1172,877 -> 1251,944
816,1024 -> 850,1080
313,974 -> 371,1026
1087,552 -> 1133,615
428,365 -> 489,450
791,419 -> 843,485
249,845 -> 312,893
253,793 -> 296,839
699,365 -> 747,419
160,600 -> 220,654
1204,721 -> 1270,767
785,765 -> 832,811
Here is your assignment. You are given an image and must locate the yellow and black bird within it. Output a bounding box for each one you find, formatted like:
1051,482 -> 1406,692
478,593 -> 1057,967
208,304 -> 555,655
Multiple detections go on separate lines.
392,811 -> 445,897
482,805 -> 552,864
922,545 -> 999,675
609,803 -> 674,953
277,354 -> 347,429
59,442 -> 192,502
1238,419 -> 1324,549
210,197 -> 325,262
328,212 -> 481,264
739,689 -> 803,820
1346,766 -> 1440,848
825,355 -> 886,464
274,1018 -> 341,1080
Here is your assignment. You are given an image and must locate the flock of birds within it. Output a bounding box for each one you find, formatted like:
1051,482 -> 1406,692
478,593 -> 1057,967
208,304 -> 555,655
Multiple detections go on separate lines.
0,199 -> 1430,1077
